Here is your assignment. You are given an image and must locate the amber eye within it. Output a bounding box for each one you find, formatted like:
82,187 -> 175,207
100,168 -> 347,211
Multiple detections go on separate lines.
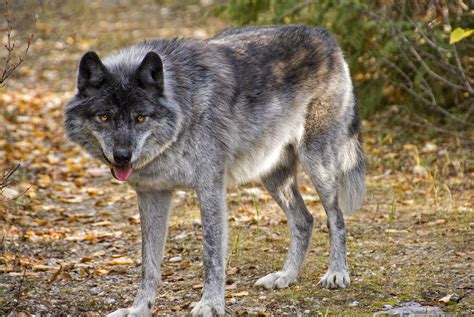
136,115 -> 146,123
98,114 -> 108,122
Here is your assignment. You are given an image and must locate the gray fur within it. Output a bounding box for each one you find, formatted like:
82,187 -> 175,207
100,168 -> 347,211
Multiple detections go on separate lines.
64,25 -> 365,316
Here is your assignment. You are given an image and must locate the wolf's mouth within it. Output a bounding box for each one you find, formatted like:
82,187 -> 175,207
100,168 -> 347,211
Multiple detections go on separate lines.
111,164 -> 132,181
102,151 -> 133,181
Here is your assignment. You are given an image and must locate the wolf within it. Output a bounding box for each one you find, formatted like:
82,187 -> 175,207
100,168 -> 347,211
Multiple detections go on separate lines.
65,25 -> 365,316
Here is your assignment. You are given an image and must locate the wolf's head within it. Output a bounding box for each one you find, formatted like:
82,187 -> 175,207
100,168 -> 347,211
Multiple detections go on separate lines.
65,51 -> 181,181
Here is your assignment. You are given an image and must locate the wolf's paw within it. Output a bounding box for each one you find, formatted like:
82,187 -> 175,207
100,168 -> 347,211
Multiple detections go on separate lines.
318,269 -> 350,289
191,299 -> 225,317
106,304 -> 150,317
254,271 -> 297,289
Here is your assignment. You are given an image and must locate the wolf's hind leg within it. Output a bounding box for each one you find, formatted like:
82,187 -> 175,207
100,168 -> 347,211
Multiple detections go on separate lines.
255,146 -> 314,289
299,130 -> 352,289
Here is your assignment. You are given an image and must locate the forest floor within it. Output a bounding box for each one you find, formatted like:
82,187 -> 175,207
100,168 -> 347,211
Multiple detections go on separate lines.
1,1 -> 473,316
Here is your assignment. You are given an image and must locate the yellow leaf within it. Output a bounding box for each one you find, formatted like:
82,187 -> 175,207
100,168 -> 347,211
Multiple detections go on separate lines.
92,221 -> 112,227
94,267 -> 111,276
106,257 -> 134,265
450,27 -> 474,44
385,229 -> 408,233
37,175 -> 52,188
230,291 -> 249,297
34,219 -> 48,226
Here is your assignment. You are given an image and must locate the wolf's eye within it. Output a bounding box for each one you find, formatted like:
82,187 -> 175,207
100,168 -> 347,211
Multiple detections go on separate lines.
136,115 -> 146,123
98,114 -> 109,122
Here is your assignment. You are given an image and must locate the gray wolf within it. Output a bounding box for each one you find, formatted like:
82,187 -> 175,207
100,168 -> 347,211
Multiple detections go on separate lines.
65,25 -> 365,316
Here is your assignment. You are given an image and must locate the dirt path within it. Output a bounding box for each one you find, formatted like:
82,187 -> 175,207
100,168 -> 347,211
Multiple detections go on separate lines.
1,1 -> 472,315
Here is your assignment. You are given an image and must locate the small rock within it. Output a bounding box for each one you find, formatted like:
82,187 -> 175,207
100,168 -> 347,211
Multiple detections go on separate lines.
229,298 -> 237,304
193,219 -> 202,227
422,142 -> 437,153
349,300 -> 359,307
374,301 -> 444,315
304,310 -> 311,314
90,287 -> 101,295
174,231 -> 188,240
169,256 -> 182,263
38,304 -> 48,311
105,298 -> 116,305
242,187 -> 264,197
2,188 -> 19,200
413,165 -> 427,178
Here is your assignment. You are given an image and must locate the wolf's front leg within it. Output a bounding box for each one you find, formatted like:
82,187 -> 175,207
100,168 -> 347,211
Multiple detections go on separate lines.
107,190 -> 172,317
192,179 -> 227,317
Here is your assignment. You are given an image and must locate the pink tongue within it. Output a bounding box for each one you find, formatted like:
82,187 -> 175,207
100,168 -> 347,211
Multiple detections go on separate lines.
112,165 -> 132,181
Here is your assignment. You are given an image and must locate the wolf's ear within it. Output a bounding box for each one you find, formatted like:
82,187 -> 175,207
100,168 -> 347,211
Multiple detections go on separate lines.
78,51 -> 108,95
136,52 -> 163,92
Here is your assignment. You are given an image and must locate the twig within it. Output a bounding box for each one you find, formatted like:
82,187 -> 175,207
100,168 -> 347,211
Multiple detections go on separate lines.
418,49 -> 459,78
400,33 -> 469,93
0,164 -> 20,191
436,2 -> 473,94
273,0 -> 315,22
386,20 -> 473,126
0,0 -> 36,86
405,14 -> 449,56
398,116 -> 465,137
9,260 -> 29,315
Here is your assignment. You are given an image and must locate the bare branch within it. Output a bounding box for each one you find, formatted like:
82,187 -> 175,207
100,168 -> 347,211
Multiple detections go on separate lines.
383,66 -> 473,127
434,0 -> 473,94
399,33 -> 470,94
398,115 -> 465,137
404,14 -> 449,56
418,49 -> 459,78
0,0 -> 36,86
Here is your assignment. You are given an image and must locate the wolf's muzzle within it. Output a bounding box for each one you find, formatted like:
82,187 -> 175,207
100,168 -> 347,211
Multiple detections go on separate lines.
113,148 -> 132,165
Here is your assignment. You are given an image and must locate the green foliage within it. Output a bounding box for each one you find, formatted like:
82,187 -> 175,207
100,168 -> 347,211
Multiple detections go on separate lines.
214,1 -> 473,125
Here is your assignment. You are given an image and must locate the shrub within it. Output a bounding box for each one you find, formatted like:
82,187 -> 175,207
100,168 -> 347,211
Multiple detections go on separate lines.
212,0 -> 473,129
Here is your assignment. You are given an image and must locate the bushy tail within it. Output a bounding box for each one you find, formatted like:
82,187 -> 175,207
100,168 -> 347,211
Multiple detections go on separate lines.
337,124 -> 366,216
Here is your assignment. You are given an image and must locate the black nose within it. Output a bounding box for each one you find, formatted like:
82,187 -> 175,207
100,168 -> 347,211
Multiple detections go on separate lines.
113,149 -> 131,165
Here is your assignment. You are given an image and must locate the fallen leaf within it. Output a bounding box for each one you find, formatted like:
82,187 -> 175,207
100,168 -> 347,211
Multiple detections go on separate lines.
413,165 -> 427,178
385,229 -> 409,233
422,142 -> 437,153
80,256 -> 93,263
439,293 -> 454,303
427,219 -> 446,226
227,267 -> 240,275
32,264 -> 59,271
49,265 -> 62,282
94,267 -> 111,276
230,291 -> 249,297
92,221 -> 112,227
105,257 -> 134,265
